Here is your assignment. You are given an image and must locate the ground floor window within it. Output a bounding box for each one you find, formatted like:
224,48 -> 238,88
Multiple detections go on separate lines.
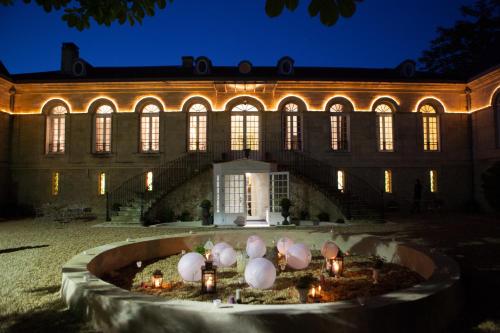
98,172 -> 106,195
270,172 -> 289,213
224,174 -> 244,213
51,172 -> 59,196
429,170 -> 438,193
146,171 -> 153,192
337,170 -> 345,192
384,169 -> 392,193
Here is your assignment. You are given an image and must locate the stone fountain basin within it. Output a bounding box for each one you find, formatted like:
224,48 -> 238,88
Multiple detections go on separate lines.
61,231 -> 461,333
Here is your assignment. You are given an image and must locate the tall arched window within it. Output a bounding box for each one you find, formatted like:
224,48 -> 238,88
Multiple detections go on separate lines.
47,105 -> 67,153
420,104 -> 440,151
140,104 -> 160,152
283,103 -> 302,150
94,104 -> 113,153
375,103 -> 394,151
188,103 -> 207,151
330,103 -> 349,151
231,103 -> 259,151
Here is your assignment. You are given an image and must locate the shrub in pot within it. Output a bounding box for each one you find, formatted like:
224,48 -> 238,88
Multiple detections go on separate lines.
200,200 -> 212,225
295,274 -> 315,303
280,198 -> 292,225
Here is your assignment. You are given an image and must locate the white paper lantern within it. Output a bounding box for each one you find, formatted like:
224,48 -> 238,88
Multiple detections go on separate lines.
286,243 -> 312,270
212,242 -> 231,265
244,258 -> 276,289
246,235 -> 266,259
177,252 -> 205,282
219,247 -> 237,267
277,237 -> 294,255
321,240 -> 339,259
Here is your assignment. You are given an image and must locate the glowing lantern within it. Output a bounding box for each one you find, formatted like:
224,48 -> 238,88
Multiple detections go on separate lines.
178,252 -> 205,282
277,237 -> 294,255
201,261 -> 217,294
286,243 -> 312,270
321,240 -> 339,259
219,247 -> 237,267
151,269 -> 163,288
212,242 -> 231,265
244,258 -> 276,289
329,253 -> 344,277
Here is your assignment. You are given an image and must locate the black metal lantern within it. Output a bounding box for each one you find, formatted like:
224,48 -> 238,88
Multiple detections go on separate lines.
151,269 -> 164,288
329,253 -> 344,278
201,261 -> 217,294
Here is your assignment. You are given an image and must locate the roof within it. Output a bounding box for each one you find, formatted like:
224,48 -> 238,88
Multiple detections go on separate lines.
5,64 -> 466,84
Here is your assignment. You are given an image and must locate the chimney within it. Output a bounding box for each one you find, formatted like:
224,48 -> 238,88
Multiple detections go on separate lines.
61,43 -> 79,74
182,56 -> 194,68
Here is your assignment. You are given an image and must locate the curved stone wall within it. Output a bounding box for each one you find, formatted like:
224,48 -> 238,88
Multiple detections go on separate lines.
61,231 -> 461,333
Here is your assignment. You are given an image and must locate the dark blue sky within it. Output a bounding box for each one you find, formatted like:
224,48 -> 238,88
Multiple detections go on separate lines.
0,0 -> 473,74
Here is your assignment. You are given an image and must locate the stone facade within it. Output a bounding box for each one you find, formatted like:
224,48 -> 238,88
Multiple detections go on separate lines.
0,46 -> 499,219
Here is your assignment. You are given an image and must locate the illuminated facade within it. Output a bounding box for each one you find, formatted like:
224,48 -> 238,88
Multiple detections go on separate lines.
0,43 -> 499,222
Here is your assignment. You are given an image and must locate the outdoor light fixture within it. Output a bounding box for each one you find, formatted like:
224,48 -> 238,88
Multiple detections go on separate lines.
151,269 -> 164,288
277,252 -> 287,271
201,261 -> 217,294
329,253 -> 344,278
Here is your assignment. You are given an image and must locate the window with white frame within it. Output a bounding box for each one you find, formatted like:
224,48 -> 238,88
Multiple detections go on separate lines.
420,104 -> 440,151
224,174 -> 244,213
95,104 -> 113,153
231,103 -> 259,151
188,103 -> 207,151
47,105 -> 67,153
140,104 -> 160,152
337,170 -> 345,192
375,103 -> 394,151
330,103 -> 349,151
270,172 -> 289,213
284,103 -> 302,150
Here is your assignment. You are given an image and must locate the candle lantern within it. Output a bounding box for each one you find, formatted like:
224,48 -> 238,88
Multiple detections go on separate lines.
329,253 -> 344,278
277,253 -> 287,271
151,269 -> 164,288
201,261 -> 217,294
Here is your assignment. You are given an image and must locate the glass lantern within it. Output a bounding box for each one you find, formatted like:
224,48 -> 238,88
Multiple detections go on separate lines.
151,269 -> 164,288
201,261 -> 217,294
329,253 -> 344,278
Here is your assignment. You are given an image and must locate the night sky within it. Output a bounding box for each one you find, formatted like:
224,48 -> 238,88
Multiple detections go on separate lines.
0,0 -> 474,74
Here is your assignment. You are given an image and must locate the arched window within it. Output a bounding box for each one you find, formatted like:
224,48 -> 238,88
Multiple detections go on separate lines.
420,104 -> 440,151
188,103 -> 208,151
283,103 -> 301,150
94,104 -> 113,153
329,103 -> 349,151
47,105 -> 67,153
140,104 -> 160,152
375,103 -> 394,151
231,103 -> 259,150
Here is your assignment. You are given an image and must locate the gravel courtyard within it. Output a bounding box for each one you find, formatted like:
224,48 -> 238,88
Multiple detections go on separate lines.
1,215 -> 500,333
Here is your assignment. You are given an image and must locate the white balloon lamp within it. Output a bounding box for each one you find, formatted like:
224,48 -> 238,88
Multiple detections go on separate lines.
244,258 -> 276,289
177,252 -> 205,282
277,237 -> 294,255
246,235 -> 266,259
286,243 -> 312,270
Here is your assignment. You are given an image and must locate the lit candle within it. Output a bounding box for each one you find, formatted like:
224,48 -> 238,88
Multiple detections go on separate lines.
311,287 -> 316,298
206,275 -> 214,292
332,261 -> 340,276
318,285 -> 322,296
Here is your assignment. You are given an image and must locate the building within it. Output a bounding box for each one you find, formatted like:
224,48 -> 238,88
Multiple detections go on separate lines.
0,43 -> 498,224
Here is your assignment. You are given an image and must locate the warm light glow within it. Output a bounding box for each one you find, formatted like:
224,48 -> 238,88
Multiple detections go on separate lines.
99,172 -> 106,195
311,287 -> 316,298
384,169 -> 392,193
40,97 -> 73,114
52,172 -> 59,196
332,261 -> 340,274
423,112 -> 439,151
337,170 -> 345,192
370,96 -> 400,112
231,114 -> 259,150
330,113 -> 348,151
412,96 -> 447,113
222,95 -> 267,112
285,114 -> 301,150
377,107 -> 394,151
273,95 -> 310,111
146,171 -> 153,191
86,96 -> 119,113
178,95 -> 214,112
141,104 -> 160,152
322,95 -> 358,112
132,96 -> 165,113
430,170 -> 438,193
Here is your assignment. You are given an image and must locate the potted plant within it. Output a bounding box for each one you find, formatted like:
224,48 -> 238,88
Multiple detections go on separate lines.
280,198 -> 292,225
200,200 -> 212,225
295,274 -> 315,303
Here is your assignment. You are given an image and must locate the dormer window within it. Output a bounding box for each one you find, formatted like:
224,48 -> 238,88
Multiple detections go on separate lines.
277,57 -> 294,75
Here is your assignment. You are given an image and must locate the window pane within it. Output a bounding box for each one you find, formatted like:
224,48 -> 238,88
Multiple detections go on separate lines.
96,115 -> 112,152
430,170 -> 438,193
284,103 -> 298,112
189,103 -> 207,113
52,172 -> 59,196
331,115 -> 348,151
231,104 -> 258,112
231,115 -> 244,150
337,170 -> 345,192
146,171 -> 153,191
246,115 -> 259,150
384,170 -> 392,193
378,114 -> 393,151
423,115 -> 439,151
285,115 -> 301,150
99,173 -> 106,195
224,174 -> 244,213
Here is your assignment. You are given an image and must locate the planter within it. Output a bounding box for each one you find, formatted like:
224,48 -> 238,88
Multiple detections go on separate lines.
201,208 -> 210,226
296,288 -> 309,304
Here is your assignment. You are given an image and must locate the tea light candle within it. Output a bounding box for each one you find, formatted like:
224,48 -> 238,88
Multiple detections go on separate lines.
206,275 -> 214,292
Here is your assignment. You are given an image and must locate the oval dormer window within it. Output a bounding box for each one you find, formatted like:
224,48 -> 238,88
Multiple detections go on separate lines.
238,61 -> 252,74
195,57 -> 211,75
72,59 -> 86,77
277,57 -> 294,75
